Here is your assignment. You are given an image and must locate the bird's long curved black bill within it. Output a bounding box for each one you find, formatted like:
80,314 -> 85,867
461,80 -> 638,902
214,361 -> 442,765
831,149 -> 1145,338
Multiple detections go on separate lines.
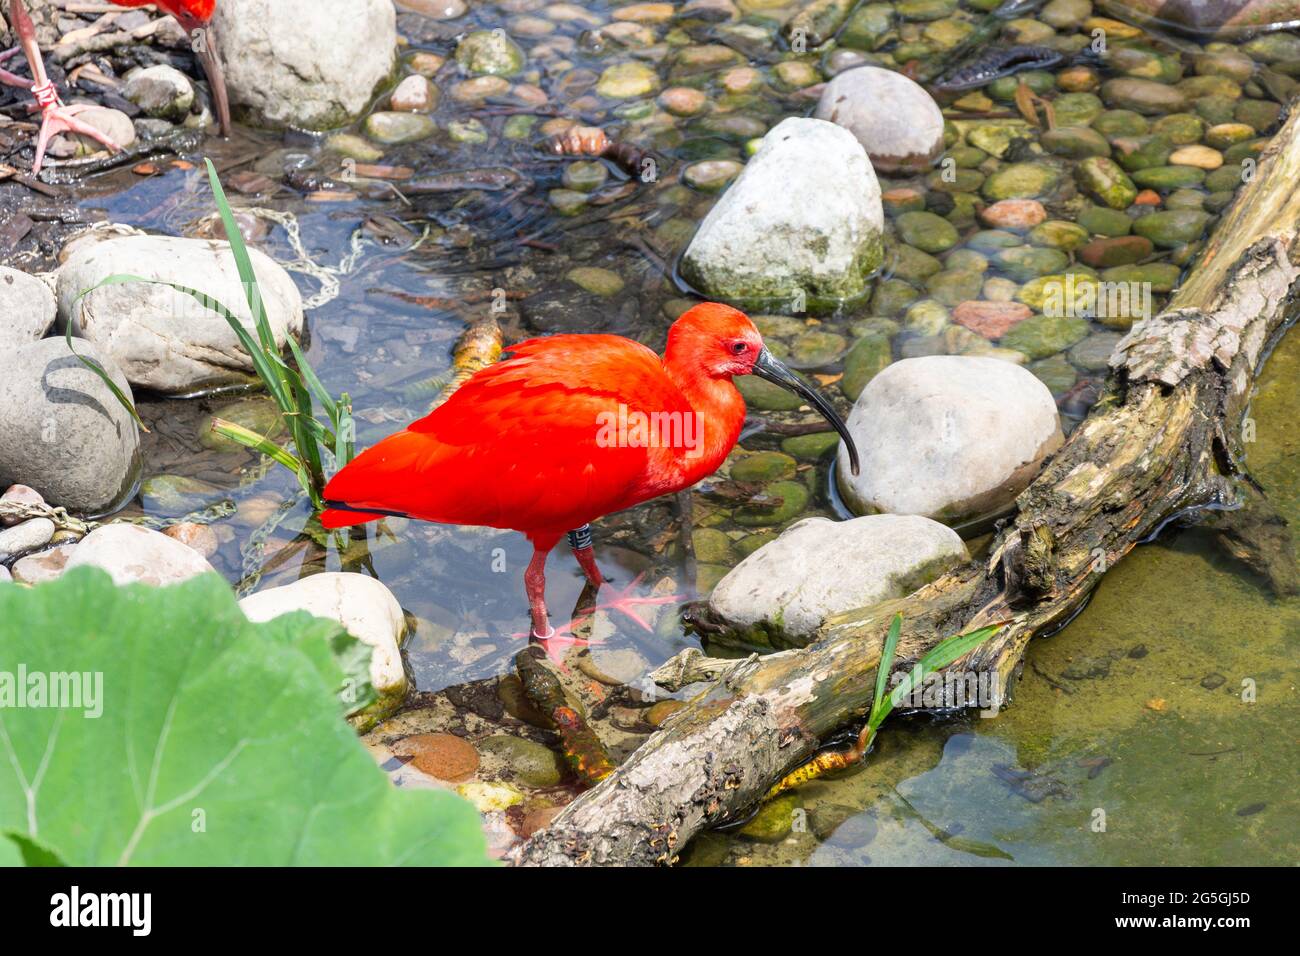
195,30 -> 231,138
753,347 -> 861,476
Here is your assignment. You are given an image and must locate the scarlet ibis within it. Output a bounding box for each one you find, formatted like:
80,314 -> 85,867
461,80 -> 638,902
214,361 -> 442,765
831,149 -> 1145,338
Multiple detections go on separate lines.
0,0 -> 229,175
109,0 -> 230,137
322,302 -> 861,642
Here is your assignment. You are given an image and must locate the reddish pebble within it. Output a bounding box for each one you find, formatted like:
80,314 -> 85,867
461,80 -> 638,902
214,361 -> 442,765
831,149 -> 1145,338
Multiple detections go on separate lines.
1132,190 -> 1162,206
516,805 -> 564,838
978,199 -> 1047,231
1056,66 -> 1099,92
952,300 -> 1034,339
882,187 -> 926,214
397,733 -> 480,781
132,162 -> 159,176
162,522 -> 220,558
511,83 -> 549,107
1,484 -> 45,527
1077,235 -> 1154,268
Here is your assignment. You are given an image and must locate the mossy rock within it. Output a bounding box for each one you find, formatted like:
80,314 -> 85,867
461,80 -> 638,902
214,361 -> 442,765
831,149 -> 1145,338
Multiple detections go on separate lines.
782,430 -> 840,461
732,450 -> 798,483
982,162 -> 1062,202
736,374 -> 806,411
733,479 -> 811,527
478,735 -> 563,787
895,211 -> 959,253
738,793 -> 802,842
841,332 -> 893,399
1000,314 -> 1090,359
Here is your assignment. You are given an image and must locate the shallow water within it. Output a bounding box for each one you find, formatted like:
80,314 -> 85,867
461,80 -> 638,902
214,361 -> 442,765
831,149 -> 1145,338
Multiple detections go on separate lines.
60,0 -> 1299,863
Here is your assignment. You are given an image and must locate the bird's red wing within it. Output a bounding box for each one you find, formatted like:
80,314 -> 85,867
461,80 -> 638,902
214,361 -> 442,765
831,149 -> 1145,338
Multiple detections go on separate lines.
323,335 -> 691,534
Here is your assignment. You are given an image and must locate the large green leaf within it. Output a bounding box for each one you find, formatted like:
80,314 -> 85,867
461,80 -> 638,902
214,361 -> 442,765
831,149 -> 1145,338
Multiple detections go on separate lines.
0,568 -> 491,866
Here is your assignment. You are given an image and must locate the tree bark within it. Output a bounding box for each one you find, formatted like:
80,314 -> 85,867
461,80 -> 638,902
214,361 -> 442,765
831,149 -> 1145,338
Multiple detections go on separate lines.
509,107 -> 1300,868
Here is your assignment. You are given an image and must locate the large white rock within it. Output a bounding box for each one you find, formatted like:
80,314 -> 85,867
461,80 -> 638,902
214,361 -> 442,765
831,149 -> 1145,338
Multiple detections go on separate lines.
56,235 -> 304,394
815,67 -> 945,174
709,515 -> 969,647
0,338 -> 141,515
836,356 -> 1064,526
212,0 -> 397,130
239,572 -> 409,730
0,267 -> 56,350
680,117 -> 883,308
65,523 -> 217,586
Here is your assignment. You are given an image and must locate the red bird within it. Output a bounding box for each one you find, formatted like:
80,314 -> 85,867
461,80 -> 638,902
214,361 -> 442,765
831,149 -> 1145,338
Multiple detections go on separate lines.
0,0 -> 229,174
322,303 -> 861,642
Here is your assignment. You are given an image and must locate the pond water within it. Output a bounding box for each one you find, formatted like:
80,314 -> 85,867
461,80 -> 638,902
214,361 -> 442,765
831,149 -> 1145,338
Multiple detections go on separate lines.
57,0 -> 1297,863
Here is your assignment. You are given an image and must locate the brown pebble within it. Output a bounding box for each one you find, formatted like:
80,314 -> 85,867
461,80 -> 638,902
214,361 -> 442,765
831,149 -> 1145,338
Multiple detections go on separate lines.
1056,65 -> 1099,92
162,522 -> 220,558
1144,697 -> 1168,712
517,805 -> 564,838
1,484 -> 45,527
978,199 -> 1047,231
408,52 -> 445,76
395,733 -> 480,781
952,300 -> 1033,339
236,495 -> 281,528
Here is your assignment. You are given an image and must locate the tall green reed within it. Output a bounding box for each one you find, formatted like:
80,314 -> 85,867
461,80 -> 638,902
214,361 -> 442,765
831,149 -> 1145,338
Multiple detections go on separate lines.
70,158 -> 354,510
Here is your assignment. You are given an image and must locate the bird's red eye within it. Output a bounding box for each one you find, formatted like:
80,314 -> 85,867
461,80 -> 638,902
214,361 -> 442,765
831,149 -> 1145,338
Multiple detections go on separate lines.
731,341 -> 748,354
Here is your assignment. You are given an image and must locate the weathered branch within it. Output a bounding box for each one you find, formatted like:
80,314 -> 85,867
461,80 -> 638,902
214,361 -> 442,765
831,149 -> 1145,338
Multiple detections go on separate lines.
510,107 -> 1300,868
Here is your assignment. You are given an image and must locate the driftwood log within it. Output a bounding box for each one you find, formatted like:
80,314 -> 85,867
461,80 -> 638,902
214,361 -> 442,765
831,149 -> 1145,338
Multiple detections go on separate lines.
510,107 -> 1300,867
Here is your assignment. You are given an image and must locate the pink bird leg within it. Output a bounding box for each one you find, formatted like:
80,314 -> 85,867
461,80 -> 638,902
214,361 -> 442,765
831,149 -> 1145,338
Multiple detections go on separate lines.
3,0 -> 125,175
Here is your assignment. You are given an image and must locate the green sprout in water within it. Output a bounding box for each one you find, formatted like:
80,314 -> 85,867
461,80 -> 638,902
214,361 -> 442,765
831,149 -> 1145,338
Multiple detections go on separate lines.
68,158 -> 355,510
765,613 -> 1006,800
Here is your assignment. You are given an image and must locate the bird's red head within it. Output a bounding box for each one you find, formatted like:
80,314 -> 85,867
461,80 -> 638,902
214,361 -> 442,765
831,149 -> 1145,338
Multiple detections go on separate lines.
666,302 -> 861,474
666,302 -> 764,378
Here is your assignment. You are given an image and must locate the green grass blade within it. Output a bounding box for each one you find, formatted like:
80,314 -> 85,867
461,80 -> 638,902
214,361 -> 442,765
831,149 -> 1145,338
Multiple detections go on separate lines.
286,337 -> 337,420
204,158 -> 278,358
334,392 -> 355,467
62,319 -> 149,433
211,419 -> 302,473
871,614 -> 902,723
870,623 -> 1004,733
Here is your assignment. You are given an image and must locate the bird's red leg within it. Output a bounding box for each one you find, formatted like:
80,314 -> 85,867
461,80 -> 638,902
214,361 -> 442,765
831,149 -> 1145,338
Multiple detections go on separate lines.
523,543 -> 554,639
0,47 -> 26,87
7,0 -> 124,175
567,525 -> 606,589
566,525 -> 682,632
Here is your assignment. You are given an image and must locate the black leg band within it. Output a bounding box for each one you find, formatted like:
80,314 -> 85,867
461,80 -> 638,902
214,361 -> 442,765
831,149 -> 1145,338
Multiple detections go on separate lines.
567,525 -> 593,551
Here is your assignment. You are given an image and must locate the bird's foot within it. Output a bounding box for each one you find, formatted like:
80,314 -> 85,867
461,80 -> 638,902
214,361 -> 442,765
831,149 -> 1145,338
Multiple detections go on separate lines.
30,97 -> 125,175
511,620 -> 607,670
590,573 -> 682,632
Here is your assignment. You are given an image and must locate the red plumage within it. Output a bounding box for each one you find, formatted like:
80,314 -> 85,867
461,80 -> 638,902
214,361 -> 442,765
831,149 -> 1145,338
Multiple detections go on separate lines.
320,302 -> 857,640
323,307 -> 752,538
111,0 -> 215,26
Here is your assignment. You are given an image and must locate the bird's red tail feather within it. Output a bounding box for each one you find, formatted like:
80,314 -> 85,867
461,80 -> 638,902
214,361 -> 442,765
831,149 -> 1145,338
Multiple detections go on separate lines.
320,507 -> 385,529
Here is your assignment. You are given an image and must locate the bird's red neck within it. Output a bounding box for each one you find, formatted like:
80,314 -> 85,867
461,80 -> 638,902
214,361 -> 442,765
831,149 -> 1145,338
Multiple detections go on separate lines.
662,337 -> 747,481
